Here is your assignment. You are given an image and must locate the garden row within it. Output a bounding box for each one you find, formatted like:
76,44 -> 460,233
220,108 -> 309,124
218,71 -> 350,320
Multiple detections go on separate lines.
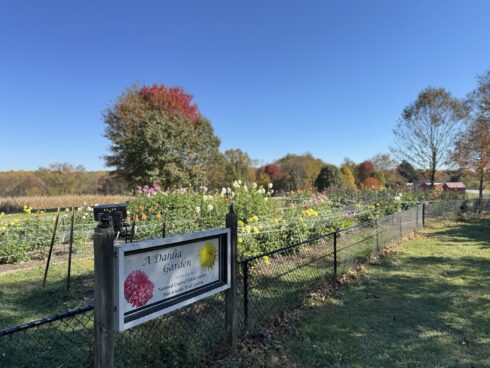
0,183 -> 462,264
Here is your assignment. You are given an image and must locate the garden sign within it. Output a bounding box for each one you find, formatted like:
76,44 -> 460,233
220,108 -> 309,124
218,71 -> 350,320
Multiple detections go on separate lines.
114,228 -> 231,331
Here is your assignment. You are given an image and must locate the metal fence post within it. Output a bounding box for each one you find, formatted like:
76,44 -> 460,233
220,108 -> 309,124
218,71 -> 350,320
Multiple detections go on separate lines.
415,204 -> 419,228
94,215 -> 115,368
43,208 -> 61,287
399,211 -> 403,239
333,231 -> 338,278
67,207 -> 75,289
225,205 -> 238,352
242,261 -> 249,332
422,203 -> 426,227
375,219 -> 379,252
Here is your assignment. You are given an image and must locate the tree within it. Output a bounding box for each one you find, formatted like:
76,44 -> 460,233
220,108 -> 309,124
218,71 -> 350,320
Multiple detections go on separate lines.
340,165 -> 357,191
223,149 -> 253,184
314,164 -> 344,192
362,177 -> 381,189
468,70 -> 490,122
255,167 -> 271,188
97,173 -> 129,194
0,171 -> 48,196
37,162 -> 79,195
263,164 -> 286,182
372,153 -> 397,172
104,84 -> 221,188
453,118 -> 490,199
397,160 -> 417,183
357,160 -> 375,182
342,157 -> 359,185
392,87 -> 467,186
276,153 -> 324,190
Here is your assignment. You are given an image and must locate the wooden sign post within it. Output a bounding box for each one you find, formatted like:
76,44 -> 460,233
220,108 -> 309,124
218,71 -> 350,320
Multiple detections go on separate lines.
94,215 -> 115,368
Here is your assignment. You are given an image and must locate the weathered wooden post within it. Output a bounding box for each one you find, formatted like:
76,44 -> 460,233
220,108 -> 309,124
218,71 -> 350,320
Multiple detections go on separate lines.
94,214 -> 115,368
422,203 -> 426,227
225,205 -> 238,352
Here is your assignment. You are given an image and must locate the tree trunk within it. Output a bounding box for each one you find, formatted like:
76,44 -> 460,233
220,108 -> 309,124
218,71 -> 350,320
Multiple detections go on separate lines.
430,150 -> 437,187
479,171 -> 484,200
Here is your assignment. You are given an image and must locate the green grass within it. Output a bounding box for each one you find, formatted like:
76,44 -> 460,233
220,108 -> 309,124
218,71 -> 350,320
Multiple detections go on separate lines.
287,220 -> 490,367
0,258 -> 94,328
218,220 -> 490,368
2,220 -> 489,367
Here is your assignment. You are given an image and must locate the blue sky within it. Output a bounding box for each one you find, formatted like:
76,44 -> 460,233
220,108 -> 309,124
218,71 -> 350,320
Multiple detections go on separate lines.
1,0 -> 489,171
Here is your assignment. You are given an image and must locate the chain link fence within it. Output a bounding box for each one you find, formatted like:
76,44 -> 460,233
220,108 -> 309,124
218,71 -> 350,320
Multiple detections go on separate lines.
1,200 -> 488,367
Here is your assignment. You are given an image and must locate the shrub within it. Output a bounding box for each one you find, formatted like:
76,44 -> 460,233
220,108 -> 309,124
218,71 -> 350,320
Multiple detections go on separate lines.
362,177 -> 381,189
315,165 -> 344,192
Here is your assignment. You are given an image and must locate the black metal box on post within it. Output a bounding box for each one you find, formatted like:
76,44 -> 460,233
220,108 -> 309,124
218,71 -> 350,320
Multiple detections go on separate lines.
93,203 -> 129,239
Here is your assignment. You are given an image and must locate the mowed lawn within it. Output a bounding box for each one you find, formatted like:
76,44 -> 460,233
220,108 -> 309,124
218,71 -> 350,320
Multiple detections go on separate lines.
287,220 -> 490,367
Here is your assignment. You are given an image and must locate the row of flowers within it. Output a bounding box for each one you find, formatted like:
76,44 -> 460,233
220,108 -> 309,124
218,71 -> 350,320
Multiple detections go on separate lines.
1,183 -> 430,264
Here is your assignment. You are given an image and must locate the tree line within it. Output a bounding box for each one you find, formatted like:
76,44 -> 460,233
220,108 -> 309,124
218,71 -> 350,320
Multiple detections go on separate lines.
0,163 -> 127,197
2,71 -> 488,198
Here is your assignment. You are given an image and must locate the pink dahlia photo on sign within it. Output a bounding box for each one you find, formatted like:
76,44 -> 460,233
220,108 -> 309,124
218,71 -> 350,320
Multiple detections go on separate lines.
124,270 -> 155,308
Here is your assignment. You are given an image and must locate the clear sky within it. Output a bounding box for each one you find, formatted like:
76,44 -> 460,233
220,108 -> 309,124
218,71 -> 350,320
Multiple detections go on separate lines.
1,0 -> 489,171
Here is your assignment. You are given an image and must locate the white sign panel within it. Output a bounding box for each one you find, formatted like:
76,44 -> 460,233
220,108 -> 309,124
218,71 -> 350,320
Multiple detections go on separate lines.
114,228 -> 230,331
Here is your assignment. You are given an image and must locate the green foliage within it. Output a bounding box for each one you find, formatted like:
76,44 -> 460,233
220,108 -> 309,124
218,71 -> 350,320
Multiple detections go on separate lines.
104,84 -> 221,188
397,160 -> 417,182
223,149 -> 254,184
276,153 -> 324,190
0,207 -> 95,264
315,164 -> 344,192
1,184 -> 469,264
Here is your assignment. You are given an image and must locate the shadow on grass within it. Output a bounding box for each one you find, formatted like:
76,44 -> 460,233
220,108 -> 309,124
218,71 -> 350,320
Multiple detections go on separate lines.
425,219 -> 490,247
287,222 -> 490,367
0,272 -> 94,329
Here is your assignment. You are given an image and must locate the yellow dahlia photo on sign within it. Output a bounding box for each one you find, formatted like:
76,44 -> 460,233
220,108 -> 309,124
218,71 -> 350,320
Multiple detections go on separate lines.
199,242 -> 217,269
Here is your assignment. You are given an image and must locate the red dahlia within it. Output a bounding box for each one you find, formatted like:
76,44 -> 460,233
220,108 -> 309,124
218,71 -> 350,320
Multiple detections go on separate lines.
124,270 -> 155,308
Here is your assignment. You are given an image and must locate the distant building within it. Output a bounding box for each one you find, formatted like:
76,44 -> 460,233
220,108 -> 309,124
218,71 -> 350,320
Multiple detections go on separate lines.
411,181 -> 443,191
443,182 -> 466,194
406,181 -> 466,194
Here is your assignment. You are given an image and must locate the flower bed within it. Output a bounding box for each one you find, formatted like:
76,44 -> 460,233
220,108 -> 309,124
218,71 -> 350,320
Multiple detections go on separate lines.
0,183 -> 455,264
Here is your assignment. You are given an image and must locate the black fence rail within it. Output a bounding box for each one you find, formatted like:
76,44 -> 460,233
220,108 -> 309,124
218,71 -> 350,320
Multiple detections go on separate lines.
0,200 -> 487,367
238,205 -> 424,334
0,295 -> 227,367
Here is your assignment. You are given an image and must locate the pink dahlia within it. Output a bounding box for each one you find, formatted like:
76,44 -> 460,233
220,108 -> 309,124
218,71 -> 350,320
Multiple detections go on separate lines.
124,270 -> 155,308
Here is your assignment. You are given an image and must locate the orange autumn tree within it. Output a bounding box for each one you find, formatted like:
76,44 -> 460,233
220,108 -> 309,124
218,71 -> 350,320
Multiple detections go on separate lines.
362,177 -> 381,189
453,118 -> 490,199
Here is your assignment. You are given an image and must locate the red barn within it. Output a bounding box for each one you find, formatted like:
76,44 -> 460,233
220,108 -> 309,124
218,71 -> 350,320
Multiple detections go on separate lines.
443,182 -> 466,194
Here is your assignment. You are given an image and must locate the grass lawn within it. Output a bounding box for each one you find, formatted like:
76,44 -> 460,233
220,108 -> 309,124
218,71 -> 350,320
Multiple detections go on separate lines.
0,258 -> 94,328
221,220 -> 490,367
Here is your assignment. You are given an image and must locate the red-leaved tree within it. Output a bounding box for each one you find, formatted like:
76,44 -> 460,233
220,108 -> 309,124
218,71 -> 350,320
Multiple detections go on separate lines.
139,84 -> 200,124
264,164 -> 286,181
358,160 -> 375,182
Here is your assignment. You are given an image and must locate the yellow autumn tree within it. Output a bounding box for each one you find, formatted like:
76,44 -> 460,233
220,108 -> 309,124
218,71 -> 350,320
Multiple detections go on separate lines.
341,165 -> 357,191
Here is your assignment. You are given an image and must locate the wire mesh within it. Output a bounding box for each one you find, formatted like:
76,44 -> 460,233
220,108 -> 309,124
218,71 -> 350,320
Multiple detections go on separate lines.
238,234 -> 334,333
0,200 -> 486,367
